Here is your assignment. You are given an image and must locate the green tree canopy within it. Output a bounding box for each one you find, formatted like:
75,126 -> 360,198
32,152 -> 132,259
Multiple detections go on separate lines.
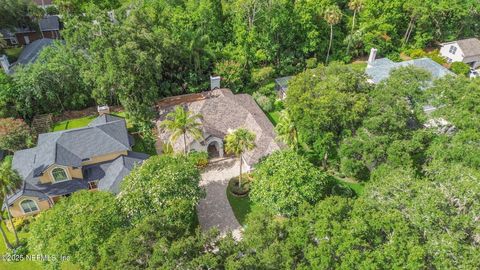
118,155 -> 204,224
29,191 -> 126,270
250,150 -> 331,217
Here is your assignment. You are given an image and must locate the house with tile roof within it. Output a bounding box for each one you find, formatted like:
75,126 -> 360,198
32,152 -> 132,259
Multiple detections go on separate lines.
4,114 -> 149,218
157,89 -> 283,171
440,38 -> 480,69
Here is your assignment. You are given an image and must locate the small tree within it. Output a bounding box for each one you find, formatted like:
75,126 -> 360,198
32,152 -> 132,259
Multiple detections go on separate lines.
346,0 -> 364,55
225,128 -> 256,188
324,5 -> 342,64
0,157 -> 22,246
160,106 -> 203,155
0,118 -> 33,152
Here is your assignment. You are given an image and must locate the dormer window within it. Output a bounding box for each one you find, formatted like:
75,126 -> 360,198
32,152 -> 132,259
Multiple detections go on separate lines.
449,45 -> 457,54
52,167 -> 69,182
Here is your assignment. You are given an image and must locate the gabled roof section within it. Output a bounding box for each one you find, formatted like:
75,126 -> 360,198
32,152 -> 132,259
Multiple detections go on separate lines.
88,114 -> 125,126
15,38 -> 55,66
366,57 -> 454,84
13,115 -> 131,178
456,38 -> 480,57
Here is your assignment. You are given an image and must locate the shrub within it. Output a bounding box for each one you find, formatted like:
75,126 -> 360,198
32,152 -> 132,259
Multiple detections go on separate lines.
305,57 -> 318,69
409,48 -> 426,59
228,175 -> 251,196
253,92 -> 274,112
274,100 -> 284,111
188,151 -> 209,168
251,66 -> 274,87
45,5 -> 59,15
6,216 -> 33,232
5,239 -> 29,261
0,118 -> 34,152
450,62 -> 470,76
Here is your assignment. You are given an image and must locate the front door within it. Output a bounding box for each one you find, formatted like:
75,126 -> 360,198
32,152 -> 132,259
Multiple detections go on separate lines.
23,35 -> 30,44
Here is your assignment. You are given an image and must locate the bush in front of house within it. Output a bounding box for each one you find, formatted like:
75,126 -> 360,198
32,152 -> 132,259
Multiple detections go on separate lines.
188,151 -> 209,168
450,62 -> 471,76
6,216 -> 33,233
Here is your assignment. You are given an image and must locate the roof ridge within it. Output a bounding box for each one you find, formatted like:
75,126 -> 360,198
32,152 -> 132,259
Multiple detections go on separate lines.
95,122 -> 131,148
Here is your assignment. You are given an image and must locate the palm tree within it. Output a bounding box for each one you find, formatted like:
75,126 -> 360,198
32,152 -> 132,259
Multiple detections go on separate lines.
0,158 -> 22,246
0,214 -> 13,250
160,106 -> 203,154
275,110 -> 298,151
225,128 -> 256,188
324,5 -> 342,64
346,0 -> 364,55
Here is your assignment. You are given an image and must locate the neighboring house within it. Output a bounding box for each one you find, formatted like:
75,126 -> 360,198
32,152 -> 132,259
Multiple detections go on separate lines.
365,48 -> 454,84
4,114 -> 149,218
157,88 -> 283,171
440,38 -> 480,69
1,38 -> 57,74
274,76 -> 292,100
0,15 -> 61,46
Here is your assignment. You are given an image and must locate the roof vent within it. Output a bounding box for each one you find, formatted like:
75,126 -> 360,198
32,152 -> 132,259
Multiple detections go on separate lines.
210,76 -> 221,90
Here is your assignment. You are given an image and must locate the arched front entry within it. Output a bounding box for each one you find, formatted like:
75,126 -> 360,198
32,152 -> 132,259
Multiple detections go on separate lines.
207,141 -> 222,159
205,136 -> 224,159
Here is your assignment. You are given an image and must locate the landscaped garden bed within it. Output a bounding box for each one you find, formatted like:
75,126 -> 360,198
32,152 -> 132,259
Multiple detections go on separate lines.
227,174 -> 252,197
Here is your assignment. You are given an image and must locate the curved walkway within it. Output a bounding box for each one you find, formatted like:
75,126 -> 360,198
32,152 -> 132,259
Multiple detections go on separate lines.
197,158 -> 242,240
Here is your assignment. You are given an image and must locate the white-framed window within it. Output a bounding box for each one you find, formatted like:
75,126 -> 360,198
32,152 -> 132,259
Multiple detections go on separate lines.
10,38 -> 18,45
51,167 -> 69,182
88,181 -> 98,190
449,45 -> 457,55
20,199 -> 39,213
446,57 -> 452,63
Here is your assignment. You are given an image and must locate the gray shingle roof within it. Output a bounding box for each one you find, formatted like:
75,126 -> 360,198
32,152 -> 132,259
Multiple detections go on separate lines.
7,115 -> 142,206
158,89 -> 283,166
456,38 -> 480,57
39,16 -> 60,31
366,57 -> 454,84
14,38 -> 55,66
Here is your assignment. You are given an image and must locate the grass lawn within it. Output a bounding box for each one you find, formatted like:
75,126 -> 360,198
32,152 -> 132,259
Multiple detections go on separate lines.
3,47 -> 23,63
226,191 -> 253,226
267,110 -> 281,126
331,176 -> 365,196
52,115 -> 97,131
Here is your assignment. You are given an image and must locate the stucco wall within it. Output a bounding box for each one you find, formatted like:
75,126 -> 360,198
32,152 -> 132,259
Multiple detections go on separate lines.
81,151 -> 127,166
9,196 -> 51,218
38,151 -> 127,183
440,43 -> 465,63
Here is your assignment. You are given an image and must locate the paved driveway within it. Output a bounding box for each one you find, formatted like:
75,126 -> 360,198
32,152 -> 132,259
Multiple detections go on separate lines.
197,158 -> 242,240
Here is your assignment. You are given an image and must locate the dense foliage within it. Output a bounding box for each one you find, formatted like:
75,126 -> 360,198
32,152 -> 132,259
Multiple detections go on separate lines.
251,150 -> 331,216
2,0 -> 479,123
119,155 -> 204,224
0,117 -> 33,152
29,191 -> 126,270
